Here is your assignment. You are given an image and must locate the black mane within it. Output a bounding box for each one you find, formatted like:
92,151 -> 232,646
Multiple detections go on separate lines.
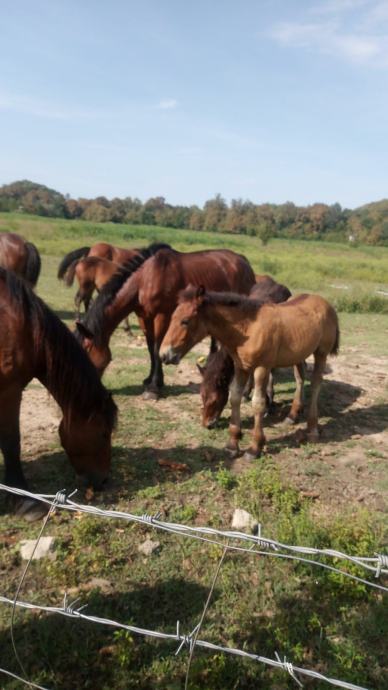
0,267 -> 117,429
80,242 -> 171,345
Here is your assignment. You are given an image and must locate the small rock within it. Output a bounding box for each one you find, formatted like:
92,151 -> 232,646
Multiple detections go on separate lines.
19,536 -> 56,561
231,509 -> 258,534
138,538 -> 160,556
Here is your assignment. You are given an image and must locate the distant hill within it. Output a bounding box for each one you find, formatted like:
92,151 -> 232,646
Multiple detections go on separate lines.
0,179 -> 387,245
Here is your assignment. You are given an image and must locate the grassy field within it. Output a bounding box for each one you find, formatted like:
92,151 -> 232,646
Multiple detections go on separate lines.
0,215 -> 387,689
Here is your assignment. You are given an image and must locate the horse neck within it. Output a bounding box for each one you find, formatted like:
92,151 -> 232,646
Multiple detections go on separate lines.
202,304 -> 248,349
104,271 -> 141,336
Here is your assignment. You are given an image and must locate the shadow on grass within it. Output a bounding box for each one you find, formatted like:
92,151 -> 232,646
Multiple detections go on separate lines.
0,579 -> 212,689
111,382 -> 200,397
0,442 -> 228,517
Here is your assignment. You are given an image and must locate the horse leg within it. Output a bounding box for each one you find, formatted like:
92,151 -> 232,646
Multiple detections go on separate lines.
244,366 -> 270,460
225,368 -> 249,458
0,389 -> 45,520
0,388 -> 25,489
143,314 -> 169,399
286,362 -> 305,424
264,370 -> 274,411
142,319 -> 156,387
243,371 -> 254,401
74,290 -> 82,320
306,354 -> 326,442
123,317 -> 132,335
209,337 -> 218,354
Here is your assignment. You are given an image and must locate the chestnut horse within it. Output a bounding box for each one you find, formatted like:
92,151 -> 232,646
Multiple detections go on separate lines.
160,287 -> 339,458
197,275 -> 304,428
75,243 -> 256,398
64,256 -> 134,333
57,242 -> 140,283
0,232 -> 41,287
0,267 -> 117,519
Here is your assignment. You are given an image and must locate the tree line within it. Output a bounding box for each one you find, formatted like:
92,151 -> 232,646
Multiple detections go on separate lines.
0,179 -> 387,245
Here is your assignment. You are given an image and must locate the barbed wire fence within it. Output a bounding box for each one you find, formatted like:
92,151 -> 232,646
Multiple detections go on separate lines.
1,482 -> 387,690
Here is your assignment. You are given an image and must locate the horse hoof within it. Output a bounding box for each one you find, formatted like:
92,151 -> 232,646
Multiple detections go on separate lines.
243,450 -> 260,461
224,446 -> 240,459
307,430 -> 320,443
142,390 -> 159,401
286,416 -> 296,425
15,499 -> 47,521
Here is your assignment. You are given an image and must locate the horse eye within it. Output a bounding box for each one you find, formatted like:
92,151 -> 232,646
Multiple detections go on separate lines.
181,318 -> 189,326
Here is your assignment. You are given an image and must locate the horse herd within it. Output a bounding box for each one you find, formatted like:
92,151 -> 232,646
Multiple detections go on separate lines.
0,231 -> 339,519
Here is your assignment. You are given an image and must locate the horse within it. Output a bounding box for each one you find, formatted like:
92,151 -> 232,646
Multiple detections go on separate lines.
63,256 -> 134,334
75,243 -> 256,398
0,267 -> 117,520
0,232 -> 41,287
160,286 -> 339,459
57,242 -> 140,283
197,275 -> 305,429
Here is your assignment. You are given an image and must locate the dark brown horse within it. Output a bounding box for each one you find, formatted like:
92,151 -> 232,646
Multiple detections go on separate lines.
0,267 -> 117,519
75,243 -> 256,398
57,242 -> 140,283
160,287 -> 339,458
198,275 -> 296,428
0,232 -> 41,287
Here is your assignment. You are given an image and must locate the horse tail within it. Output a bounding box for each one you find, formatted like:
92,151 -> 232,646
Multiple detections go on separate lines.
331,322 -> 340,356
64,259 -> 79,287
58,246 -> 90,280
24,241 -> 41,287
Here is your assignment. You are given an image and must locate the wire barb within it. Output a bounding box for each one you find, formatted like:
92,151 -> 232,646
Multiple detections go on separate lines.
275,652 -> 303,688
375,553 -> 388,578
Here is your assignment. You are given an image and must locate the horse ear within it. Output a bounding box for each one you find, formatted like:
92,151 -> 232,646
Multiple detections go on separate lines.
75,320 -> 94,340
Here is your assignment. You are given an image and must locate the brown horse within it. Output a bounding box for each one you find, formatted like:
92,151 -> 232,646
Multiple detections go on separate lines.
0,267 -> 117,519
198,275 -> 300,428
75,243 -> 256,398
57,242 -> 140,282
64,256 -> 134,329
160,287 -> 339,458
0,232 -> 41,287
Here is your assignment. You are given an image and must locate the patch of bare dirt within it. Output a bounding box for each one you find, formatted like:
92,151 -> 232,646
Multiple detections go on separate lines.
19,383 -> 60,459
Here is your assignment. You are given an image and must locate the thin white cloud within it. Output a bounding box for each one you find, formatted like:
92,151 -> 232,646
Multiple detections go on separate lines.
0,92 -> 103,120
270,1 -> 388,67
157,98 -> 178,110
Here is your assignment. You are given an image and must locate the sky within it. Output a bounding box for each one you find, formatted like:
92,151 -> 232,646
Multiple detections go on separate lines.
1,0 -> 388,209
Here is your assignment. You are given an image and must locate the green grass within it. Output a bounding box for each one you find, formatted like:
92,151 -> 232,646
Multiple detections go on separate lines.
0,216 -> 387,688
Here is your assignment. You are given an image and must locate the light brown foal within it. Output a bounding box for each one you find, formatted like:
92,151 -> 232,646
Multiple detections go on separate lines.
160,287 -> 339,459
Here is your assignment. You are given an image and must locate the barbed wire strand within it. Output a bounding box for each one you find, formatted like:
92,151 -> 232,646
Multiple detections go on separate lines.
0,595 -> 371,690
1,485 -> 387,593
184,544 -> 229,690
0,666 -> 51,690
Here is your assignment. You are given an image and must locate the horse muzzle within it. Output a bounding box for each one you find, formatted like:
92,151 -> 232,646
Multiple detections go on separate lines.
160,347 -> 181,365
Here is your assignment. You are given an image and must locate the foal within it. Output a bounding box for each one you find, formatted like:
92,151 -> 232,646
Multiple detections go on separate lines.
197,275 -> 296,428
161,287 -> 339,459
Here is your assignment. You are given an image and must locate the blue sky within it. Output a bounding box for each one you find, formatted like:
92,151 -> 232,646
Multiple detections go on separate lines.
1,0 -> 388,208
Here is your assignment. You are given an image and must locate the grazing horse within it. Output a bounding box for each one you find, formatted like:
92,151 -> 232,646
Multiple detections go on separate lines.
57,242 -> 140,283
160,287 -> 339,458
0,267 -> 117,519
0,232 -> 41,287
197,275 -> 304,429
75,243 -> 256,398
64,256 -> 134,332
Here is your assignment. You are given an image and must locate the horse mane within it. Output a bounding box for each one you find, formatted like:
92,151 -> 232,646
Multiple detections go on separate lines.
0,267 -> 117,428
80,242 -> 171,344
179,286 -> 263,315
